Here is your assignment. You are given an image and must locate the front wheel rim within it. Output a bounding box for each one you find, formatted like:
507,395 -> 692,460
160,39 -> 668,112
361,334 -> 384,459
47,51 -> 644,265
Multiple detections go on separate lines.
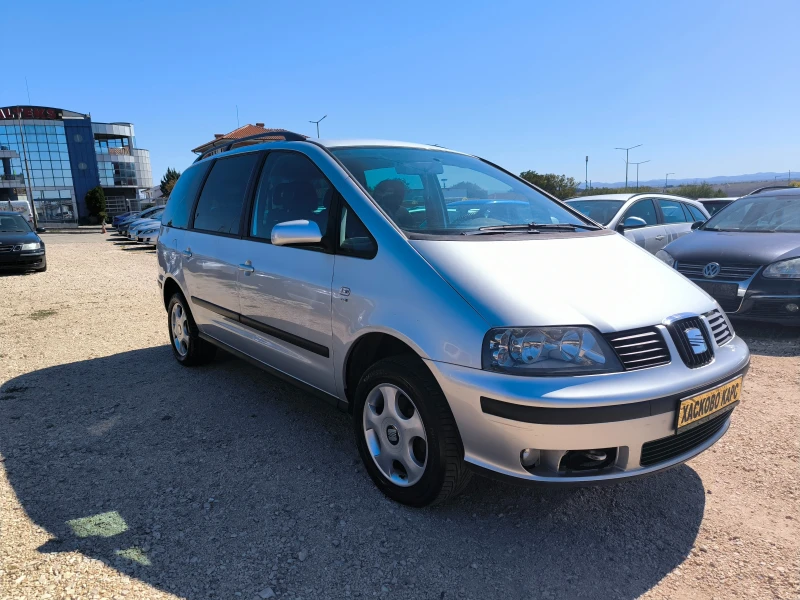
170,302 -> 190,357
362,383 -> 428,487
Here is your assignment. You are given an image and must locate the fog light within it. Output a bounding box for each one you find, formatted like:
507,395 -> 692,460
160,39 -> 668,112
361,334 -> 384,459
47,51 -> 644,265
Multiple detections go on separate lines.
786,303 -> 799,313
520,448 -> 539,467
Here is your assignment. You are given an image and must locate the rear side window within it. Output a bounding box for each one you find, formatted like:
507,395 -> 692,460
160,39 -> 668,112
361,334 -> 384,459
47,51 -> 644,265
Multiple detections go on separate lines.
686,203 -> 706,221
622,199 -> 658,226
161,162 -> 210,229
658,199 -> 690,223
193,153 -> 260,235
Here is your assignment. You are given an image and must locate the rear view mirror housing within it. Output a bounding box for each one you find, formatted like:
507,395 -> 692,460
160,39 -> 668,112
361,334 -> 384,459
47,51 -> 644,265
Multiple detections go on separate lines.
36,227 -> 46,233
271,220 -> 323,246
617,216 -> 648,232
691,220 -> 705,230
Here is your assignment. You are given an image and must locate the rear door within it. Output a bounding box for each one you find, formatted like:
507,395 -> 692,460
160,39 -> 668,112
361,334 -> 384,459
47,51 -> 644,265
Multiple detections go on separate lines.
181,152 -> 261,347
657,198 -> 693,246
620,198 -> 668,254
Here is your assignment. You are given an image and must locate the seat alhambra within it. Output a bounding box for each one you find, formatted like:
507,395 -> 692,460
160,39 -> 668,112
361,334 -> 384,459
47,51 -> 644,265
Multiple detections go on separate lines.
156,133 -> 750,506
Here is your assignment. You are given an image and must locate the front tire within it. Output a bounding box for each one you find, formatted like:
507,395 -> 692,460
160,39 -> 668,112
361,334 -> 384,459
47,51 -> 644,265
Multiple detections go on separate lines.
353,355 -> 471,507
167,293 -> 216,366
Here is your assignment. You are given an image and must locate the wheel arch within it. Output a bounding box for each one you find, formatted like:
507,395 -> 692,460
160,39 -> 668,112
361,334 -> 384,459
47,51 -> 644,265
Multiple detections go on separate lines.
162,276 -> 184,311
343,331 -> 426,412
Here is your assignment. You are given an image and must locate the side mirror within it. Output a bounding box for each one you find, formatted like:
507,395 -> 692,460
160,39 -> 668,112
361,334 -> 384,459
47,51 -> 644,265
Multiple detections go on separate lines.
691,220 -> 705,230
271,220 -> 322,246
618,216 -> 648,232
36,227 -> 46,233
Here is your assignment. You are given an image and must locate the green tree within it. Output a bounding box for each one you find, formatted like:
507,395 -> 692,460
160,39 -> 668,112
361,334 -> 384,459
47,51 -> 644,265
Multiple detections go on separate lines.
449,181 -> 488,199
84,186 -> 106,223
519,171 -> 580,199
160,167 -> 181,198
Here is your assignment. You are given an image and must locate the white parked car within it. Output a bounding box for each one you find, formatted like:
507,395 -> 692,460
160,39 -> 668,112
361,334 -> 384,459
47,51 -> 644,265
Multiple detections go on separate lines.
565,194 -> 710,254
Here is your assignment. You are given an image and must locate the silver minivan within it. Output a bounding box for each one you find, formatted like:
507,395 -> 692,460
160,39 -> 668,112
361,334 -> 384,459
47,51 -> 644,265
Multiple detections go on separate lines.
157,135 -> 750,506
566,194 -> 710,255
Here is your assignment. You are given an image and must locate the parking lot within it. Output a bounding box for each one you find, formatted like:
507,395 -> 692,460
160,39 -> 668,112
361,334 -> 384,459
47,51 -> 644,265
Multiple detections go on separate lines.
1,234 -> 798,600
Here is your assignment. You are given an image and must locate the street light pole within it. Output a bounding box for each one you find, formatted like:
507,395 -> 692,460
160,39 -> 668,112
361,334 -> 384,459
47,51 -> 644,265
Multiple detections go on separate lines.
615,144 -> 642,190
630,160 -> 650,190
665,172 -> 675,190
585,156 -> 589,194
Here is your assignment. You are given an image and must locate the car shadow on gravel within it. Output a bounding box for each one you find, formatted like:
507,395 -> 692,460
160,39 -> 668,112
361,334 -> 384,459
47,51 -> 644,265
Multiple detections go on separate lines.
1,347 -> 706,600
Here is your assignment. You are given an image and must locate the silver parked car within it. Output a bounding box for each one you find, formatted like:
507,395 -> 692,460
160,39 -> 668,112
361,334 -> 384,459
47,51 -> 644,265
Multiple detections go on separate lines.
157,135 -> 750,506
566,194 -> 710,254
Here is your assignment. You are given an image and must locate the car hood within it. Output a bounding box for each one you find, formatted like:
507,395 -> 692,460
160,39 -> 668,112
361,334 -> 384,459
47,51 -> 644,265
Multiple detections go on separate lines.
410,232 -> 717,332
0,230 -> 39,245
664,230 -> 800,265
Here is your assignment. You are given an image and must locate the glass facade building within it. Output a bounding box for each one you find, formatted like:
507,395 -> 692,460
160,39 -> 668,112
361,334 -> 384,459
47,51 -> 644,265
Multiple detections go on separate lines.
0,106 -> 152,226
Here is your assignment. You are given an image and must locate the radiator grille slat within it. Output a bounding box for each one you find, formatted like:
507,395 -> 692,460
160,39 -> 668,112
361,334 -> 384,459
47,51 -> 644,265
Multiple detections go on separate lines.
704,309 -> 733,346
676,262 -> 759,282
605,327 -> 670,370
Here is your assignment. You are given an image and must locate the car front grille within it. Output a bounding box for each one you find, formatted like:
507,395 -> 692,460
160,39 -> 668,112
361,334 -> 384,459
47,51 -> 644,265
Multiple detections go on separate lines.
676,262 -> 760,282
705,309 -> 733,346
604,327 -> 671,370
640,411 -> 731,466
667,316 -> 714,368
0,244 -> 21,253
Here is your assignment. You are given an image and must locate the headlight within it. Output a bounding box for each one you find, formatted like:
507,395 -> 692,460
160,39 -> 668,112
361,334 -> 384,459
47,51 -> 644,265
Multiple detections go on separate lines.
655,250 -> 675,267
763,257 -> 800,279
482,326 -> 622,375
20,242 -> 41,250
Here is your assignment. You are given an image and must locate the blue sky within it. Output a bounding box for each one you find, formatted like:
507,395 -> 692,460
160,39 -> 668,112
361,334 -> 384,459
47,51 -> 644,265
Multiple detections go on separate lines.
3,0 -> 797,186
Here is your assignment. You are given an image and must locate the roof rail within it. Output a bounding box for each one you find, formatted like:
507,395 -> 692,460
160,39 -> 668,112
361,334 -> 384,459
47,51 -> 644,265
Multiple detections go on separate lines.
745,185 -> 792,196
194,130 -> 307,162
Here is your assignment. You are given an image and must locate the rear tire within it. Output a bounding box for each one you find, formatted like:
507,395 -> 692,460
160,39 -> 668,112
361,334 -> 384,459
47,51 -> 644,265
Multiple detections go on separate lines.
353,355 -> 471,507
167,292 -> 216,366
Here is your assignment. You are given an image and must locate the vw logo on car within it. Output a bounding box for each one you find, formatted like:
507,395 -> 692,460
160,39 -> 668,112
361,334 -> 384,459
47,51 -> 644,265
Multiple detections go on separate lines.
703,262 -> 721,278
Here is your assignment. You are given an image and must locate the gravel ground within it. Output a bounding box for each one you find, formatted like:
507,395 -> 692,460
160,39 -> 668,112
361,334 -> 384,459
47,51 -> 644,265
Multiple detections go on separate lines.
0,234 -> 798,600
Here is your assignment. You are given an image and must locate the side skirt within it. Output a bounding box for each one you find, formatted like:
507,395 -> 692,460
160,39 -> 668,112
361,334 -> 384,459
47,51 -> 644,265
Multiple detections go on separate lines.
198,332 -> 348,412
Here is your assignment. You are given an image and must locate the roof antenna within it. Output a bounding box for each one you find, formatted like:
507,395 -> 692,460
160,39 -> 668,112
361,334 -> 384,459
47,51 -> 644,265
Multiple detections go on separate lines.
25,77 -> 31,104
236,105 -> 240,128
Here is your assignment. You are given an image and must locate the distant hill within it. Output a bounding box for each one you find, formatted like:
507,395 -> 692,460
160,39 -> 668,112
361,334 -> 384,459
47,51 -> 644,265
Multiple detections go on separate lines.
583,171 -> 796,191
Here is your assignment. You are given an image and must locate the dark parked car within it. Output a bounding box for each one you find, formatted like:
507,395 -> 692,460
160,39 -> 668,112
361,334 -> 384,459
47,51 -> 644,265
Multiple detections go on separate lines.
657,188 -> 800,324
0,211 -> 47,272
699,197 -> 737,216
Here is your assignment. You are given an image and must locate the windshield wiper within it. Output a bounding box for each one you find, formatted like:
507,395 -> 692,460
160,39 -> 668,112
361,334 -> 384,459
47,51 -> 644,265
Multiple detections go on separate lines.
462,222 -> 600,235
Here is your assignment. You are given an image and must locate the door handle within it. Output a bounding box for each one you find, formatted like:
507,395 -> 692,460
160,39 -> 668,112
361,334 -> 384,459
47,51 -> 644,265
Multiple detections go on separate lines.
655,235 -> 665,240
182,248 -> 192,258
238,260 -> 254,273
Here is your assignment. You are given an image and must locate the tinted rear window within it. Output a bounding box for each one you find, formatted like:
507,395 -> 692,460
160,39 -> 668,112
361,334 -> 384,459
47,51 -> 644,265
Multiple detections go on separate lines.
193,153 -> 260,235
161,162 -> 211,229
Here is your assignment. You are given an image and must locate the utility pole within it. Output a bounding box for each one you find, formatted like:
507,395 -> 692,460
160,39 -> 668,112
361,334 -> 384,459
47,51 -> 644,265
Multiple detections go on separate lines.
585,156 -> 589,193
615,144 -> 642,190
630,160 -> 650,190
309,115 -> 327,138
665,172 -> 675,190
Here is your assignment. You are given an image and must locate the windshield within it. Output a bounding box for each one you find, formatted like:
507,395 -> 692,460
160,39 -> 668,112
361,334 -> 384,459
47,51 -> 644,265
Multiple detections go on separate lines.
703,194 -> 800,232
0,213 -> 33,232
331,147 -> 587,235
565,200 -> 625,225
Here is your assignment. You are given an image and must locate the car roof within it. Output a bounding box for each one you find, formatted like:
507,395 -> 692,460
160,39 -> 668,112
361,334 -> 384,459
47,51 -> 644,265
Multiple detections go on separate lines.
567,193 -> 704,205
0,211 -> 20,216
749,187 -> 800,197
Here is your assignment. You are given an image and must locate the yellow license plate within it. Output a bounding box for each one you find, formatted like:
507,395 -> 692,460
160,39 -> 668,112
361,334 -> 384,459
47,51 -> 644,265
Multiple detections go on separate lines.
676,377 -> 743,433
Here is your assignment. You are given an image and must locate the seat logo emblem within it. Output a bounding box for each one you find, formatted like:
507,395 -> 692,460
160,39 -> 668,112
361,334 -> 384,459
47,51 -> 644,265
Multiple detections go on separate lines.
684,327 -> 707,355
386,425 -> 399,445
703,262 -> 721,278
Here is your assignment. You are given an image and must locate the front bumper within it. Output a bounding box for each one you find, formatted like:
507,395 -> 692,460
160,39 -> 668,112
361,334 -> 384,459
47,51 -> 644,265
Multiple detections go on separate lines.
0,251 -> 46,271
425,333 -> 750,485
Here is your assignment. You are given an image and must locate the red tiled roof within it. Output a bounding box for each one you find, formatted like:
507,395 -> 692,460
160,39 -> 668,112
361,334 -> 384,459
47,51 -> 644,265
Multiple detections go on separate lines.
192,124 -> 305,153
